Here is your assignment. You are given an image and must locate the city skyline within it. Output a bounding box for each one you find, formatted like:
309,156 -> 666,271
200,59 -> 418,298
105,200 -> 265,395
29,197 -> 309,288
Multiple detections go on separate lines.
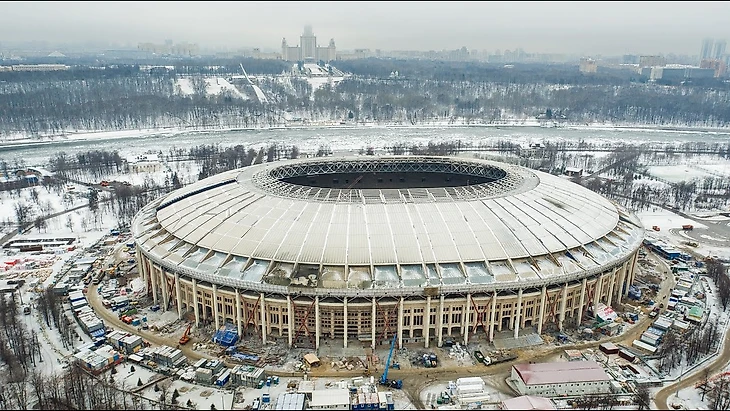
0,1 -> 729,56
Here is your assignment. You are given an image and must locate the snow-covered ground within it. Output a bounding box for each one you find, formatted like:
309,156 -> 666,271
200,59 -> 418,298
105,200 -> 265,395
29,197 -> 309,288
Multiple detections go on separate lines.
635,208 -> 708,231
632,178 -> 673,189
175,77 -> 249,100
306,75 -> 345,93
636,208 -> 730,261
646,165 -> 714,183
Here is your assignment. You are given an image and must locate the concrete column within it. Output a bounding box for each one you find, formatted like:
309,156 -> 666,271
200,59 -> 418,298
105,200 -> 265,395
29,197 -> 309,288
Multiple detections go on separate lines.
315,296 -> 321,350
160,269 -> 169,311
424,296 -> 432,348
464,294 -> 471,345
371,298 -> 377,349
151,265 -> 158,304
235,289 -> 242,337
192,279 -> 199,327
212,284 -> 220,329
175,273 -> 182,319
577,278 -> 587,327
608,271 -> 616,305
343,297 -> 348,348
627,260 -> 639,284
260,293 -> 266,344
330,311 -> 335,339
489,292 -> 497,341
437,295 -> 445,347
397,297 -> 404,348
559,284 -> 568,331
537,286 -> 547,334
595,275 -> 604,311
514,289 -> 523,339
287,296 -> 294,347
460,300 -> 467,338
619,266 -> 628,297
140,253 -> 149,294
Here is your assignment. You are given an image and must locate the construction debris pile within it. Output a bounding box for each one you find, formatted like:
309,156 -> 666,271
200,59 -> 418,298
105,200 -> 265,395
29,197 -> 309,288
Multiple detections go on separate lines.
330,356 -> 367,371
446,342 -> 472,365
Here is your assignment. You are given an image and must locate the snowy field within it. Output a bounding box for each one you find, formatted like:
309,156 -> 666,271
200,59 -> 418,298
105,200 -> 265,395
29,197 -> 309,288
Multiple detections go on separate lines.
632,178 -> 673,190
699,163 -> 730,177
0,183 -> 116,237
635,208 -> 708,231
646,165 -> 713,183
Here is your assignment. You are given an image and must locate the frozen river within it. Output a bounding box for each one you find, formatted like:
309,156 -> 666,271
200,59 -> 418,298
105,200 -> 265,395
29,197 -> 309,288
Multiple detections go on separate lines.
2,125 -> 729,168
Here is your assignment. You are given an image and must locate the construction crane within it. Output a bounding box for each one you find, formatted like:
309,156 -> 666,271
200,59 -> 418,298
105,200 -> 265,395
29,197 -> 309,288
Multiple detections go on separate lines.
379,333 -> 402,389
179,323 -> 192,345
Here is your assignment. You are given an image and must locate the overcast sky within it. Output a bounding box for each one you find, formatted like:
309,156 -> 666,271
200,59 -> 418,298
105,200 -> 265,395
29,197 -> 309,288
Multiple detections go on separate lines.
1,1 -> 728,55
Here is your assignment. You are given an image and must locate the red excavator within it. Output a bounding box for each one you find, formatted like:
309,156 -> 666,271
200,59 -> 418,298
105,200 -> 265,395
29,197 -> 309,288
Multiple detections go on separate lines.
179,323 -> 192,345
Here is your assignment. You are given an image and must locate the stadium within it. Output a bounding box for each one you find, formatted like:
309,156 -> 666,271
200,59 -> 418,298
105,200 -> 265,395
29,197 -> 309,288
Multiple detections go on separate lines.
132,156 -> 644,349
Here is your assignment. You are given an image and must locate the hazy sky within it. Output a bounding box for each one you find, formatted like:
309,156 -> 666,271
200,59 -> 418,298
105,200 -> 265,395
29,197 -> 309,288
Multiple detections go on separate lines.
1,1 -> 728,55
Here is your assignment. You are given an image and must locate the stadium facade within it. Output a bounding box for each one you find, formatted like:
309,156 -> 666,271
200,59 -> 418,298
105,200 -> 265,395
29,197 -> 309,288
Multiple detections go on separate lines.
132,156 -> 644,348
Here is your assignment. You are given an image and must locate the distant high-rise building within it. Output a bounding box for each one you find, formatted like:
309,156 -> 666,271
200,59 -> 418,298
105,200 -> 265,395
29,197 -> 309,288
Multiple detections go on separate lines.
700,38 -> 714,61
579,58 -> 598,74
639,55 -> 665,67
622,54 -> 639,64
281,26 -> 336,62
713,40 -> 727,59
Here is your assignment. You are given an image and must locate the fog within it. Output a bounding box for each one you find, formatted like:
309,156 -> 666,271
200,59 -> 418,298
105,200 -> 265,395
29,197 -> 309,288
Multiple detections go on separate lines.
0,1 -> 728,55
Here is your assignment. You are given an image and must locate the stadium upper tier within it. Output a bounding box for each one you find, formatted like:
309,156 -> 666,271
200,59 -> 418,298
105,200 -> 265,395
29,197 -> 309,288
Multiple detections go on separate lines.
132,156 -> 644,293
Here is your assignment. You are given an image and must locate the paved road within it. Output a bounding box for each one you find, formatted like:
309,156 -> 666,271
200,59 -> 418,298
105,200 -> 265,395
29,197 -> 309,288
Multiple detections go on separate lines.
670,219 -> 730,249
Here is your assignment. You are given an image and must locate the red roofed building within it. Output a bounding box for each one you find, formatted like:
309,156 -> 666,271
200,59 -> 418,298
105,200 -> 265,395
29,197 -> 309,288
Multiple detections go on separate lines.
511,360 -> 611,396
501,395 -> 556,410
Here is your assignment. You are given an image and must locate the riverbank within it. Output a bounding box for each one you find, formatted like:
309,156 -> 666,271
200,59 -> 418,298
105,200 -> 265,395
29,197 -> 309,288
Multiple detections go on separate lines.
2,119 -> 730,150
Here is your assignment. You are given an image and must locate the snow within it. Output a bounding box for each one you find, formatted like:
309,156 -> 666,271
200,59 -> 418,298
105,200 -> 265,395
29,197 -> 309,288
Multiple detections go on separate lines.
176,78 -> 194,95
635,208 -> 708,231
646,165 -> 713,183
175,77 -> 249,100
250,83 -> 268,104
306,76 -> 345,95
633,178 -> 672,189
699,164 -> 730,177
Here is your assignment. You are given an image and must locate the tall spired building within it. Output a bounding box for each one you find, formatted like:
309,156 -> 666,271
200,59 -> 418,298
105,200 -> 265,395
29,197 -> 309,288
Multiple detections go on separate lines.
300,25 -> 317,61
281,25 -> 336,62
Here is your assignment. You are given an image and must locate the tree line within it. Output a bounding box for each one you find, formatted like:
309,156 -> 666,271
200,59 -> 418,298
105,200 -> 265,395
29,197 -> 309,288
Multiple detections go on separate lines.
2,60 -> 730,138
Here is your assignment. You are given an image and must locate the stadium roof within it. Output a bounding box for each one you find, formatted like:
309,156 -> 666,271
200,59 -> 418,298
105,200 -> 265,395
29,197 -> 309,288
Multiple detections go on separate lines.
133,156 -> 643,292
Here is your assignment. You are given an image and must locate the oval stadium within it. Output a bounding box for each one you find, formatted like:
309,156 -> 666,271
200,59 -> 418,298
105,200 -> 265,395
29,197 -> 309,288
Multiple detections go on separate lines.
132,156 -> 644,349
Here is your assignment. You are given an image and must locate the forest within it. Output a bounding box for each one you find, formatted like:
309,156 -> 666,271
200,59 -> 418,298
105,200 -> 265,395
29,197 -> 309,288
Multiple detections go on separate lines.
1,59 -> 730,138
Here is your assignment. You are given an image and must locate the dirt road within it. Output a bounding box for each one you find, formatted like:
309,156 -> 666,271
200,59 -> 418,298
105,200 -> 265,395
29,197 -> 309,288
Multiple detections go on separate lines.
87,282 -> 216,362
